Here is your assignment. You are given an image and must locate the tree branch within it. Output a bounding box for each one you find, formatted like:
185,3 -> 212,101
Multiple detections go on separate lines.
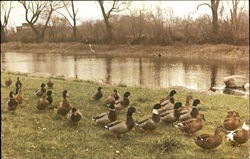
197,3 -> 212,10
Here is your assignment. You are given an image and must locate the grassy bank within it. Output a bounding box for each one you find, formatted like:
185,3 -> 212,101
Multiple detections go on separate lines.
1,72 -> 249,159
1,42 -> 249,60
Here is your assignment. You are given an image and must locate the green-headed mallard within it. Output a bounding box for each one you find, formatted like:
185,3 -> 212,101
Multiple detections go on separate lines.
180,95 -> 194,113
136,104 -> 161,131
115,92 -> 130,111
161,102 -> 182,124
92,87 -> 103,100
7,91 -> 18,111
67,107 -> 82,127
194,126 -> 225,152
223,111 -> 241,131
35,83 -> 46,97
179,99 -> 201,122
175,113 -> 206,136
56,90 -> 72,120
226,120 -> 249,146
160,90 -> 176,105
92,101 -> 117,126
47,78 -> 54,88
37,94 -> 49,111
5,76 -> 12,87
15,77 -> 22,89
105,89 -> 121,106
105,107 -> 136,138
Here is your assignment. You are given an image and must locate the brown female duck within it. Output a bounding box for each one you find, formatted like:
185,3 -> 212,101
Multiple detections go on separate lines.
223,111 -> 241,131
226,120 -> 249,146
37,94 -> 49,111
92,87 -> 103,100
161,102 -> 182,124
105,107 -> 136,138
92,101 -> 117,126
5,76 -> 12,87
35,83 -> 46,97
68,108 -> 82,127
136,104 -> 161,131
105,89 -> 121,106
7,91 -> 18,111
56,90 -> 72,120
47,78 -> 54,88
194,126 -> 225,152
14,88 -> 25,104
175,114 -> 206,136
179,99 -> 201,122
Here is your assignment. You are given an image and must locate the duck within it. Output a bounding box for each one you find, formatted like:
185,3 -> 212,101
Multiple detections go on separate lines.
104,89 -> 121,106
56,90 -> 72,120
37,94 -> 49,111
92,87 -> 103,100
115,92 -> 130,111
223,111 -> 241,131
180,95 -> 194,114
47,78 -> 54,88
105,107 -> 136,138
226,110 -> 240,118
35,83 -> 46,97
161,102 -> 183,124
5,76 -> 12,87
194,126 -> 225,152
175,113 -> 206,136
136,104 -> 161,131
160,90 -> 176,105
179,99 -> 201,122
46,91 -> 53,105
92,101 -> 117,126
14,88 -> 25,104
7,91 -> 18,111
15,77 -> 22,89
226,120 -> 249,146
67,108 -> 82,127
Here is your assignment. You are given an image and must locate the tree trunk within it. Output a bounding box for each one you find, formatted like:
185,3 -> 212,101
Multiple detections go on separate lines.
1,24 -> 6,43
98,1 -> 112,41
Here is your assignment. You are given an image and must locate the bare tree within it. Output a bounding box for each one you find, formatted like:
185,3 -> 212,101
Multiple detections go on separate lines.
197,0 -> 220,39
57,0 -> 79,40
97,0 -> 129,41
18,1 -> 63,42
1,1 -> 13,42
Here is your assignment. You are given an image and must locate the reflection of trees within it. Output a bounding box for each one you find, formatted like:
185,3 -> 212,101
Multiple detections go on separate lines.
105,57 -> 112,84
74,55 -> 78,79
227,65 -> 235,75
139,58 -> 143,85
210,64 -> 218,88
153,58 -> 161,87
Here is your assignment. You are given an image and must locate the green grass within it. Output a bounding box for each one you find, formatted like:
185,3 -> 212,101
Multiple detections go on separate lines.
1,72 -> 249,159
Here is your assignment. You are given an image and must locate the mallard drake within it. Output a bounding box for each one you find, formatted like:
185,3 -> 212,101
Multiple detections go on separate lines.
15,77 -> 22,88
223,111 -> 241,131
194,126 -> 225,152
46,91 -> 53,105
47,78 -> 54,88
56,90 -> 72,120
105,89 -> 121,106
136,104 -> 161,131
67,108 -> 82,127
179,99 -> 201,122
105,107 -> 136,138
5,76 -> 12,87
92,87 -> 103,100
175,113 -> 206,136
14,89 -> 24,104
115,92 -> 130,111
35,83 -> 46,97
160,90 -> 176,104
92,101 -> 117,126
37,94 -> 49,110
7,91 -> 18,111
180,95 -> 194,113
226,120 -> 249,146
161,102 -> 182,124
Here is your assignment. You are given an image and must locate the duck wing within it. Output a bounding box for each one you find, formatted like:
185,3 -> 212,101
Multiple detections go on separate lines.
92,112 -> 107,121
105,120 -> 123,129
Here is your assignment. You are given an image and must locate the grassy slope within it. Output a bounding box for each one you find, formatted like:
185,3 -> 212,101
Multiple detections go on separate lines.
1,72 -> 249,159
1,42 -> 249,60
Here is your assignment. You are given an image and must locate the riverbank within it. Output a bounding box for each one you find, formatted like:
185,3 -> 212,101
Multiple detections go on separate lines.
1,72 -> 249,159
1,42 -> 249,60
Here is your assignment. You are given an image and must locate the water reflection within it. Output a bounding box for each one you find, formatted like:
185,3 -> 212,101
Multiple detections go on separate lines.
1,52 -> 249,94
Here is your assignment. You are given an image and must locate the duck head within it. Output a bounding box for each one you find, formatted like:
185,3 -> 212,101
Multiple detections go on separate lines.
192,99 -> 200,107
41,83 -> 46,88
17,77 -> 20,81
97,87 -> 102,91
114,89 -> 117,93
174,102 -> 182,109
127,107 -> 136,116
47,90 -> 52,96
63,90 -> 69,98
9,91 -> 14,98
124,91 -> 131,97
169,90 -> 177,96
152,104 -> 161,114
197,113 -> 206,121
109,101 -> 116,110
227,111 -> 240,118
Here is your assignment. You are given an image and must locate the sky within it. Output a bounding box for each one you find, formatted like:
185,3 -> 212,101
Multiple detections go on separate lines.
2,1 -> 249,29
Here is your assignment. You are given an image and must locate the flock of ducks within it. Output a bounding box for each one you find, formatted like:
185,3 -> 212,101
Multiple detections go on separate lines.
4,76 -> 249,152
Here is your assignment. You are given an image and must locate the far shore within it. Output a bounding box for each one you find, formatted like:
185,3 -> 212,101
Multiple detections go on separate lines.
1,42 -> 249,60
